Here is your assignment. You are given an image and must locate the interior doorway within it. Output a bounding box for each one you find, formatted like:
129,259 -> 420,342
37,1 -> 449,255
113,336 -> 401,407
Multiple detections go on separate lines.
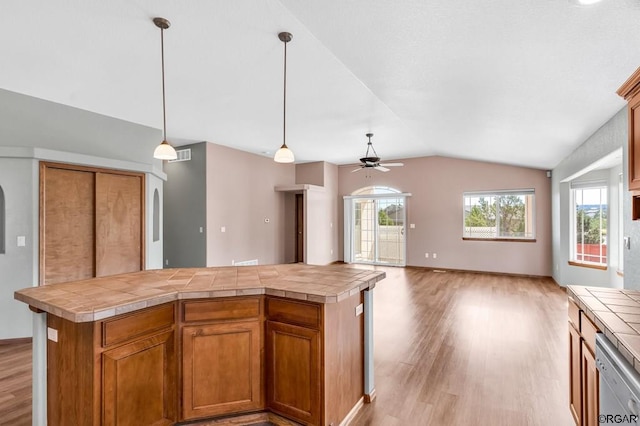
344,187 -> 409,266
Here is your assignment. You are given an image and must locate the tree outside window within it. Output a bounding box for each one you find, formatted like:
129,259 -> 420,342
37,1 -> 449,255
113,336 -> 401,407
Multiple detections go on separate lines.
573,186 -> 607,265
463,191 -> 534,239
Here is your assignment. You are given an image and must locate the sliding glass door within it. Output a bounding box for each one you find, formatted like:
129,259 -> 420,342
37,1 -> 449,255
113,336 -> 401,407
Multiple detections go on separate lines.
345,188 -> 408,266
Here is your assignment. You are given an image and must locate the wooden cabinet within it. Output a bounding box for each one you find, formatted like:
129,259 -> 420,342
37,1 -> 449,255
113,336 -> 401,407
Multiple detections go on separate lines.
103,331 -> 176,426
265,294 -> 366,426
45,293 -> 366,426
568,322 -> 582,425
266,320 -> 321,425
567,298 -> 599,426
47,302 -> 177,426
180,298 -> 264,421
581,341 -> 599,426
618,67 -> 640,217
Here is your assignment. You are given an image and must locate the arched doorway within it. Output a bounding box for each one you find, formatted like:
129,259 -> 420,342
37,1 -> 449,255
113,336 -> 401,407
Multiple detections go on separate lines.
343,186 -> 409,266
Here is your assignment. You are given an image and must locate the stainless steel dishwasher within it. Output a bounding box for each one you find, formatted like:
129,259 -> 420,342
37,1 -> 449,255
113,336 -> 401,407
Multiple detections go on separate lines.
596,333 -> 640,425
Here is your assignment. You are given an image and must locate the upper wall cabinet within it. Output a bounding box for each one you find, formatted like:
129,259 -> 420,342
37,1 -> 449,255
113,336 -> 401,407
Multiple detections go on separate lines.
618,67 -> 640,191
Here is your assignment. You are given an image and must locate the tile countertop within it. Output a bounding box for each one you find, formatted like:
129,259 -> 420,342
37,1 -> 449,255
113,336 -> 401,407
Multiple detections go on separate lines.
14,264 -> 386,323
567,285 -> 640,374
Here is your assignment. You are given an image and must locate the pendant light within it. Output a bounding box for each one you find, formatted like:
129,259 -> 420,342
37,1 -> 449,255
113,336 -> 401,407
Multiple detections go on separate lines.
274,32 -> 295,163
152,17 -> 178,160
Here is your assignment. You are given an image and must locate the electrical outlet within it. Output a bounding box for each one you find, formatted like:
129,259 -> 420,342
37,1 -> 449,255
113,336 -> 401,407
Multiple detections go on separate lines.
425,253 -> 429,258
433,253 -> 437,259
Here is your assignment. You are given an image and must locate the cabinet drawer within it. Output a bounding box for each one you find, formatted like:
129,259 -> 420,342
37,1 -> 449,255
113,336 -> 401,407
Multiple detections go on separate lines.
182,298 -> 261,323
102,303 -> 175,347
568,298 -> 581,330
266,298 -> 321,329
581,312 -> 599,354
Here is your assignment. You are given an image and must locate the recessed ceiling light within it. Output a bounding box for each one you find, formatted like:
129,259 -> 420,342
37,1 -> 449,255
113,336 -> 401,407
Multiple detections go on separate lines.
570,0 -> 603,6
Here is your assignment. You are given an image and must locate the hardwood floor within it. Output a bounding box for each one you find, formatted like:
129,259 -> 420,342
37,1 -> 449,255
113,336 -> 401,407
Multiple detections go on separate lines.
0,342 -> 31,426
351,267 -> 574,426
0,268 -> 573,426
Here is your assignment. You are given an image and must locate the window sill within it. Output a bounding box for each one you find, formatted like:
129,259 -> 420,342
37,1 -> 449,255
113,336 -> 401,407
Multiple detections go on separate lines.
462,237 -> 536,243
568,261 -> 608,271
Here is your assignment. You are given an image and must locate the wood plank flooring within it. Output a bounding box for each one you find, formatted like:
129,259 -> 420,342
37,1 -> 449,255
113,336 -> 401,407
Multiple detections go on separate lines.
0,342 -> 31,426
0,268 -> 573,426
351,267 -> 574,426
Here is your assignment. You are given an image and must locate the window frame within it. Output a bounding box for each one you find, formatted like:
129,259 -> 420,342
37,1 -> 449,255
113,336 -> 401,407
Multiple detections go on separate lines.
569,182 -> 608,269
462,189 -> 536,242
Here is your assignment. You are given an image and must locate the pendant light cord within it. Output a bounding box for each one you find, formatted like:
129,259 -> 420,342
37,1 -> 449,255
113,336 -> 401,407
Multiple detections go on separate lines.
282,38 -> 287,148
160,26 -> 167,142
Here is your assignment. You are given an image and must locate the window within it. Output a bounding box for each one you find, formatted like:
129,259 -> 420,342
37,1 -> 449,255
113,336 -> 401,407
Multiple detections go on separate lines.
463,190 -> 535,240
571,183 -> 607,267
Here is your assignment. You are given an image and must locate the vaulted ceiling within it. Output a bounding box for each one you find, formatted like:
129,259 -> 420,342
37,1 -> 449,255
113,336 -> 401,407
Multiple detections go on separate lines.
2,0 -> 640,169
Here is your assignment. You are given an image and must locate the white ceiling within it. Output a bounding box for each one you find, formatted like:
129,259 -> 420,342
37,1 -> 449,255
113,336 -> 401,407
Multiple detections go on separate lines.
2,0 -> 640,169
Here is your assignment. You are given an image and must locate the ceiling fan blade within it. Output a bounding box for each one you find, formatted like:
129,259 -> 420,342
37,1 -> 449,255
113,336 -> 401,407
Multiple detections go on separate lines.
375,166 -> 390,172
351,167 -> 363,173
379,162 -> 404,167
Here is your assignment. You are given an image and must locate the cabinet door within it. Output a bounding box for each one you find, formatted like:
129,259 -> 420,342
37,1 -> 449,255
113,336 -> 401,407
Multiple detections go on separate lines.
182,321 -> 263,420
102,330 -> 176,426
629,91 -> 640,191
582,341 -> 599,426
266,321 -> 320,425
569,323 -> 582,426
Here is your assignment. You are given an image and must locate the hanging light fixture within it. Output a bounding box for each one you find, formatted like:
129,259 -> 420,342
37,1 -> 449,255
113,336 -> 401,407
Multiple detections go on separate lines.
274,32 -> 295,163
152,17 -> 178,161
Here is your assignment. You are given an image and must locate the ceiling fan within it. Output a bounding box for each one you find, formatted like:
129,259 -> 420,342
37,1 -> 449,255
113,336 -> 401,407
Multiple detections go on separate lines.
352,133 -> 404,172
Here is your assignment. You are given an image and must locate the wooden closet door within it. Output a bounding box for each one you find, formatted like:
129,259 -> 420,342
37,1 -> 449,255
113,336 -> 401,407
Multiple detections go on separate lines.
95,173 -> 143,277
41,167 -> 95,285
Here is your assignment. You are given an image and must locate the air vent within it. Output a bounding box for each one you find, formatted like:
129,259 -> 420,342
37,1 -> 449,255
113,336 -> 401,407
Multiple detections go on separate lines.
233,259 -> 259,266
168,148 -> 191,163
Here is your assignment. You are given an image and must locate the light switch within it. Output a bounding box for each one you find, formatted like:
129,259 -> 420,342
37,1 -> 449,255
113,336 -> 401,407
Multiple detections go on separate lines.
355,303 -> 364,317
17,236 -> 26,247
410,224 -> 415,229
199,227 -> 203,233
221,226 -> 226,233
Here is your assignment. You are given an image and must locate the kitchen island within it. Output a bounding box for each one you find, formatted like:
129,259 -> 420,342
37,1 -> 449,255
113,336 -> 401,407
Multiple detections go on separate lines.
14,264 -> 385,426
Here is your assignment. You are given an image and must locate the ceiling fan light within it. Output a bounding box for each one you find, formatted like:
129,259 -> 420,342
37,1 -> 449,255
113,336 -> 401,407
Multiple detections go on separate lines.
154,140 -> 178,160
274,144 -> 295,163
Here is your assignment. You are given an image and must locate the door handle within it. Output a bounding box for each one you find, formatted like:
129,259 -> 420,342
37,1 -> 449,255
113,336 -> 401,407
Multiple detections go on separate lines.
401,227 -> 404,235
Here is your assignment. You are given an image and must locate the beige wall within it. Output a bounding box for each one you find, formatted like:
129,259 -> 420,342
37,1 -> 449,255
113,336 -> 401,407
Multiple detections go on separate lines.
205,143 -> 295,266
295,162 -> 340,265
339,156 -> 552,276
302,163 -> 340,265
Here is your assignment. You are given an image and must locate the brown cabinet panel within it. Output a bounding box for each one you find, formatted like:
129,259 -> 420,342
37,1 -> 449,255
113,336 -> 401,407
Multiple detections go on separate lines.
630,93 -> 640,192
41,166 -> 95,285
183,298 -> 261,323
96,172 -> 143,277
102,330 -> 176,426
581,341 -> 599,426
580,313 -> 598,354
266,320 -> 320,425
102,303 -> 175,347
266,298 -> 321,330
182,321 -> 263,420
569,323 -> 582,426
